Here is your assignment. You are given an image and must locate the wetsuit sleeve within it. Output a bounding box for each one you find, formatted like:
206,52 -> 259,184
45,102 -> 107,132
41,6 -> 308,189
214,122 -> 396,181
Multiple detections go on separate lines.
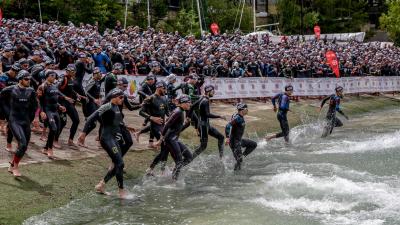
84,79 -> 96,102
203,99 -> 221,119
161,110 -> 180,136
271,93 -> 280,108
139,96 -> 152,119
225,122 -> 232,138
83,110 -> 100,134
29,89 -> 38,122
188,96 -> 202,115
225,115 -> 241,138
38,85 -> 45,112
123,94 -> 141,111
320,95 -> 331,108
0,86 -> 13,112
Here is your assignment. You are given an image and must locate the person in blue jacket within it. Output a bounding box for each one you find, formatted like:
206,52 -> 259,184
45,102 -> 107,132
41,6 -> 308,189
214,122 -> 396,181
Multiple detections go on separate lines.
319,86 -> 349,137
92,45 -> 111,73
266,84 -> 294,143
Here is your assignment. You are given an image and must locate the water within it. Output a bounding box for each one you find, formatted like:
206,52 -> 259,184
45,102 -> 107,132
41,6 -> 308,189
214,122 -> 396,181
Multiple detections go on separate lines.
25,109 -> 400,225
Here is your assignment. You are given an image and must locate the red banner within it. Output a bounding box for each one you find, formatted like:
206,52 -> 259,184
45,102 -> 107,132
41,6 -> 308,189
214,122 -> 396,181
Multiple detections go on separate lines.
314,25 -> 321,40
0,9 -> 3,26
210,23 -> 220,35
326,50 -> 340,78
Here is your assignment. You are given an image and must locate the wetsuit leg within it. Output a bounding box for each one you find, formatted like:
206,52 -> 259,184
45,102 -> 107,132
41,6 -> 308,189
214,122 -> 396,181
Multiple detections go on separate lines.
276,113 -> 290,142
64,102 -> 80,140
101,137 -> 124,189
230,140 -> 243,171
9,122 -> 30,158
334,117 -> 343,128
56,112 -> 67,142
191,113 -> 199,130
46,112 -> 61,149
149,123 -> 169,169
120,125 -> 133,157
165,139 -> 192,180
139,124 -> 151,135
192,124 -> 209,159
241,138 -> 257,157
208,126 -> 225,158
6,124 -> 13,144
83,102 -> 99,135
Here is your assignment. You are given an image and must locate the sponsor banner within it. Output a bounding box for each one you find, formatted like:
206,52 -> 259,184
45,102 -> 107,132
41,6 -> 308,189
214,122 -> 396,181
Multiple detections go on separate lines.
61,71 -> 400,99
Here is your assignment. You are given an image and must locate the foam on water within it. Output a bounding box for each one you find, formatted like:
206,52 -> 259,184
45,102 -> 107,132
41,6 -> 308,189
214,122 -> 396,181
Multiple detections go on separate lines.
252,170 -> 400,225
315,130 -> 400,154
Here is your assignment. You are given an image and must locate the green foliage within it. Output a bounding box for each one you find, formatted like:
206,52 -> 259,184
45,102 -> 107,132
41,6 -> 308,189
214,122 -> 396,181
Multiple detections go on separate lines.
3,0 -> 124,31
276,0 -> 368,35
277,0 -> 301,34
380,1 -> 400,46
204,0 -> 253,33
131,0 -> 168,28
303,11 -> 320,29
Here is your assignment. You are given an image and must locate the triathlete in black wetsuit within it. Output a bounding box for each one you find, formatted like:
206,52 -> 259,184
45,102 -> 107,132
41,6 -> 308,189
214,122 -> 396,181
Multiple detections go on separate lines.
38,70 -> 66,159
154,95 -> 193,180
140,81 -> 170,175
56,64 -> 83,147
320,86 -> 349,137
192,85 -> 226,159
0,70 -> 37,177
225,103 -> 257,171
82,88 -> 128,199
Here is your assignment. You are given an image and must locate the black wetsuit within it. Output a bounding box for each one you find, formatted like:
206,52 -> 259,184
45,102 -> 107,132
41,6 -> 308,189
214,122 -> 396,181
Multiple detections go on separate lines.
0,85 -> 37,159
83,102 -> 126,189
139,93 -> 169,170
75,60 -> 92,117
225,113 -> 257,171
321,94 -> 347,137
0,73 -> 20,144
138,81 -> 154,103
39,82 -> 63,150
192,96 -> 224,159
83,78 -> 103,134
162,107 -> 193,179
57,75 -> 80,141
104,73 -> 118,96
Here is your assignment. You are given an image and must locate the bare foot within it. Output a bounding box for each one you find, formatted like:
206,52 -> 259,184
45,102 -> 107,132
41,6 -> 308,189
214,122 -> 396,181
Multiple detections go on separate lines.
53,141 -> 61,149
118,188 -> 128,199
95,180 -> 106,194
41,148 -> 48,155
68,140 -> 78,149
145,168 -> 154,176
7,163 -> 13,174
12,166 -> 21,177
5,143 -> 13,153
47,149 -> 55,159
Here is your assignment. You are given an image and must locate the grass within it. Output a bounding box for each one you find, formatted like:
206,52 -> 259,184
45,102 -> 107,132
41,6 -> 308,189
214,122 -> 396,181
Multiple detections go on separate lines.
0,94 -> 399,225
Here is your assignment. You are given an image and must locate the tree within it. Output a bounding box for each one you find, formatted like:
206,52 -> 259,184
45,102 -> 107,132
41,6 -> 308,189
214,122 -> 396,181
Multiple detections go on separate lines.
276,0 -> 301,34
380,1 -> 400,46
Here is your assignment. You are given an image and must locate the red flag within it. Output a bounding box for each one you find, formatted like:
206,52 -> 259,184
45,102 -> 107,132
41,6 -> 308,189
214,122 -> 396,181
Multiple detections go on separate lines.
210,23 -> 220,35
0,8 -> 3,26
326,50 -> 340,78
314,25 -> 321,40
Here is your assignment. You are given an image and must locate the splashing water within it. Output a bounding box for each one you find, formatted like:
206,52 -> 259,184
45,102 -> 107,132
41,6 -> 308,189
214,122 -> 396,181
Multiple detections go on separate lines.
25,109 -> 400,225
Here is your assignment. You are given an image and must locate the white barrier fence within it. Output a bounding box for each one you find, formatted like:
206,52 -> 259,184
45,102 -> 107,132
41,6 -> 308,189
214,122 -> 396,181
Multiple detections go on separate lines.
53,71 -> 400,99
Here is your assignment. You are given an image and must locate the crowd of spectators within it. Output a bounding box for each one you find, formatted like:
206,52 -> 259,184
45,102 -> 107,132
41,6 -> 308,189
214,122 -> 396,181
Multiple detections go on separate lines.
1,18 -> 400,78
